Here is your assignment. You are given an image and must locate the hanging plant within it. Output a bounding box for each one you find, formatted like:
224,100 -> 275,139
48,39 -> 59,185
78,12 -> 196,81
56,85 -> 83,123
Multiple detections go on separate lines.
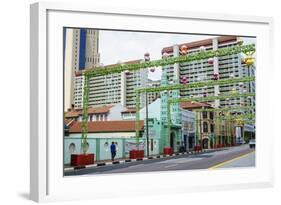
144,52 -> 150,61
150,67 -> 155,72
180,45 -> 188,55
207,58 -> 214,65
212,73 -> 219,80
124,70 -> 130,75
180,75 -> 189,84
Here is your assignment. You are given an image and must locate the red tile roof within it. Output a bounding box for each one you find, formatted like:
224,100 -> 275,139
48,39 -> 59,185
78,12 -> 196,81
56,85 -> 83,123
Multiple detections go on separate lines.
180,102 -> 212,110
65,105 -> 113,118
69,120 -> 144,133
88,105 -> 113,114
65,110 -> 80,118
162,36 -> 237,54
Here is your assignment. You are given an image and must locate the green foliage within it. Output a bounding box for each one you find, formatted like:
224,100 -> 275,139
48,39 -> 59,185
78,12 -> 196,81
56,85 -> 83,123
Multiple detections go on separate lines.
84,44 -> 255,78
168,92 -> 255,104
193,106 -> 255,112
137,77 -> 255,93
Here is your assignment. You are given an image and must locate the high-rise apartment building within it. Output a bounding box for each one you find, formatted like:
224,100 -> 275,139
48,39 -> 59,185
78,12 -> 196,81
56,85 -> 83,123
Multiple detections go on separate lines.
64,28 -> 100,111
146,79 -> 161,104
161,36 -> 256,111
73,60 -> 148,109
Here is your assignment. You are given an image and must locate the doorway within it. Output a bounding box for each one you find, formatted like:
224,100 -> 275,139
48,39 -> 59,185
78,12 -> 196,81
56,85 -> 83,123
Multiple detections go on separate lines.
170,132 -> 176,150
202,138 -> 209,149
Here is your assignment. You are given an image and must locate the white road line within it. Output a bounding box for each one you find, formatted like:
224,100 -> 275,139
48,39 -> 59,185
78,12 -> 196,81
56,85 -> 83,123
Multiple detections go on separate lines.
164,164 -> 178,168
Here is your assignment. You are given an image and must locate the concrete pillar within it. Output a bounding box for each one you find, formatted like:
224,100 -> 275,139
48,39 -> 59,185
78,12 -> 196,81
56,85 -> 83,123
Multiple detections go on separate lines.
212,38 -> 220,108
120,71 -> 126,107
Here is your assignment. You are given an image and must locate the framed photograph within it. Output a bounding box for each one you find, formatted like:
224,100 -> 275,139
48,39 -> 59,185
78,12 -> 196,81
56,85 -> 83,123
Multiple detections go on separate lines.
30,2 -> 274,202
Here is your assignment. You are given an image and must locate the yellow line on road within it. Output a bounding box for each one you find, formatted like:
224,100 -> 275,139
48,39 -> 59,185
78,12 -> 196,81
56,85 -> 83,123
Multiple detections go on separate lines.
208,150 -> 255,170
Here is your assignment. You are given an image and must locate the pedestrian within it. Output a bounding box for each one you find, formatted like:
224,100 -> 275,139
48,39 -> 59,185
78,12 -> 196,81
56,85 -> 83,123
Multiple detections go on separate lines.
110,141 -> 116,161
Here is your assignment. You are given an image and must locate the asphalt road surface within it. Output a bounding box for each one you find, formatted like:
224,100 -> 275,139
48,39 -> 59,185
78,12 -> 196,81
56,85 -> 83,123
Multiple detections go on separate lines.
211,150 -> 255,169
65,144 -> 255,176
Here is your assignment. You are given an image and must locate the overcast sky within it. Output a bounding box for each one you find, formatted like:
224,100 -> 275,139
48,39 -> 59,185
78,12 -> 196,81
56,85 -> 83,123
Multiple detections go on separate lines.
98,30 -> 256,80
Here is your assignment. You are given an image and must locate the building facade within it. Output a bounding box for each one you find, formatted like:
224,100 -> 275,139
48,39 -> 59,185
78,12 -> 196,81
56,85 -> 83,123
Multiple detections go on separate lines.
64,28 -> 100,111
147,79 -> 161,104
64,120 -> 145,164
73,60 -> 148,109
161,36 -> 256,110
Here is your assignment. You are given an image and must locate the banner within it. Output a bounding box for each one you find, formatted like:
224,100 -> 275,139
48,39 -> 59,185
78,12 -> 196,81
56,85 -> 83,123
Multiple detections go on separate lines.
125,141 -> 145,151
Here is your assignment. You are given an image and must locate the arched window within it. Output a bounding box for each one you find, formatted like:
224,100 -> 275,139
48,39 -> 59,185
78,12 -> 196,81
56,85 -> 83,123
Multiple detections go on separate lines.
69,143 -> 76,153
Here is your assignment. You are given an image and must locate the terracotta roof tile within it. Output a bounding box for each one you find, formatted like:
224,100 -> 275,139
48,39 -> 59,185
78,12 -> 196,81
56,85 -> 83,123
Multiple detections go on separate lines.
180,102 -> 212,110
65,105 -> 114,117
69,120 -> 144,133
65,110 -> 81,118
162,36 -> 237,54
87,105 -> 113,114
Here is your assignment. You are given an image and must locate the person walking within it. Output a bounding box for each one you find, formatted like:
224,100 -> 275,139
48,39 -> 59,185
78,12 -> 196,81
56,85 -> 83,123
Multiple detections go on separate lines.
110,141 -> 116,161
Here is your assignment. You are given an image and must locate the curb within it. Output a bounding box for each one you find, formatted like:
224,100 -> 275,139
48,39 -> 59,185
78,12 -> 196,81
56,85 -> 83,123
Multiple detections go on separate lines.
64,148 -> 221,172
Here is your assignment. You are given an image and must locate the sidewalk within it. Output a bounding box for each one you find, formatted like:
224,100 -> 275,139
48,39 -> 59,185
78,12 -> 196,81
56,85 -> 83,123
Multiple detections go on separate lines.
64,147 -> 228,172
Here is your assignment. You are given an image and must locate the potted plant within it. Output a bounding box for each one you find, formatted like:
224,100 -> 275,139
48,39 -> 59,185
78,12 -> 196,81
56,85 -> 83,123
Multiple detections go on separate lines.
70,79 -> 95,167
71,139 -> 94,166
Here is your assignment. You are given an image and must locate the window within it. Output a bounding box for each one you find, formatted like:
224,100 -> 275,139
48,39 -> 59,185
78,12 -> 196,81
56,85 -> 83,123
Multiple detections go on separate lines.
210,124 -> 214,133
69,143 -> 76,153
203,122 -> 208,133
203,111 -> 208,119
210,112 -> 214,120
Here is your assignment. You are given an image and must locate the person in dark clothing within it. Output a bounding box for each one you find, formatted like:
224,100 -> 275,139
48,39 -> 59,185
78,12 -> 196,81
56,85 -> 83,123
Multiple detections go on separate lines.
110,142 -> 116,161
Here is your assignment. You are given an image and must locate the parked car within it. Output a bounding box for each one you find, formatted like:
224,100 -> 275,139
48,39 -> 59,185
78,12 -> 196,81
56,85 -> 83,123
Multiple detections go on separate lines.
249,139 -> 256,149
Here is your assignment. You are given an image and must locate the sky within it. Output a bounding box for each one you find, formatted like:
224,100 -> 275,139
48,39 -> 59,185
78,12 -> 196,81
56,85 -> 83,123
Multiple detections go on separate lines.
98,30 -> 256,81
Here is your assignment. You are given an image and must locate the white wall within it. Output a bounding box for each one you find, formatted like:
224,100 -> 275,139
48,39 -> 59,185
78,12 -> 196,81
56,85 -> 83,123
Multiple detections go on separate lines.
108,103 -> 124,120
139,98 -> 161,120
0,0 -> 280,205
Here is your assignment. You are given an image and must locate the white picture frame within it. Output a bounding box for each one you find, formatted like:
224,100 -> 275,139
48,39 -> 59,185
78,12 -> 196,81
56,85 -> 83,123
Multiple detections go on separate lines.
30,2 -> 274,202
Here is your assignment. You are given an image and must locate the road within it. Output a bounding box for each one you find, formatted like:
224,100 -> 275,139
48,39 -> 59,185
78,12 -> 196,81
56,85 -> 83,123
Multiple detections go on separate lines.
65,144 -> 255,176
209,150 -> 255,169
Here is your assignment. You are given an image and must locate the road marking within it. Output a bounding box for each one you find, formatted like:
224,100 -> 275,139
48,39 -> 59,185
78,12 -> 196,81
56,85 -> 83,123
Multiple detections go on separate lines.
127,164 -> 145,169
157,157 -> 202,164
208,151 -> 255,170
165,164 -> 178,168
